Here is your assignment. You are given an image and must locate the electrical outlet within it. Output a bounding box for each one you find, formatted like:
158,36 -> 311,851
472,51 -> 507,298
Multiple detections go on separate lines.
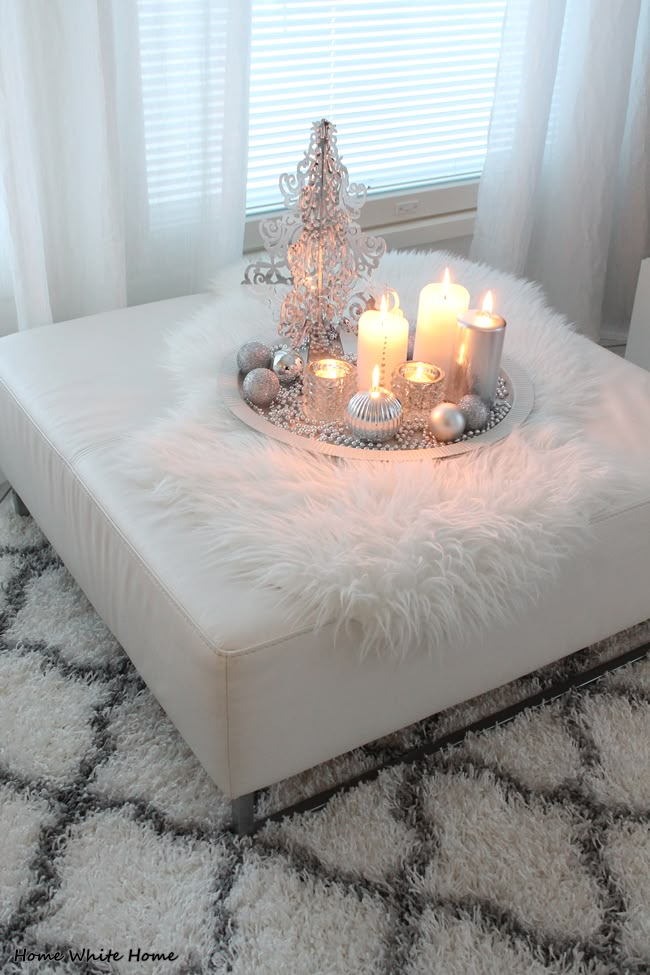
395,199 -> 420,216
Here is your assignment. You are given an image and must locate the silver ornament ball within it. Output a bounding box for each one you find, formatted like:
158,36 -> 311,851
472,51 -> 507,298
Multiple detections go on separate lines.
272,348 -> 304,384
457,394 -> 490,431
237,341 -> 272,374
242,367 -> 280,407
427,401 -> 466,443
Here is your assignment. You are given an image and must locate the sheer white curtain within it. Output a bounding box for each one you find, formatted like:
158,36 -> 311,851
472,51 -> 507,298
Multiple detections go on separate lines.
0,0 -> 251,334
471,0 -> 650,342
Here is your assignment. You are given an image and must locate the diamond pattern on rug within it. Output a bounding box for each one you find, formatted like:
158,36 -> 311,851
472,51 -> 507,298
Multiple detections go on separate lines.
89,688 -> 230,830
462,702 -> 584,791
420,768 -> 604,941
0,553 -> 20,613
261,770 -> 417,885
0,650 -> 107,785
6,565 -> 124,670
226,856 -> 392,975
0,508 -> 648,974
409,907 -> 588,975
603,821 -> 650,963
0,511 -> 45,549
0,785 -> 57,925
30,807 -> 229,975
578,692 -> 650,810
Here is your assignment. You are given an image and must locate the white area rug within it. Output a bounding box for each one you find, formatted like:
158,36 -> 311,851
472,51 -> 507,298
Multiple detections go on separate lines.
129,251 -> 650,659
1,509 -> 649,974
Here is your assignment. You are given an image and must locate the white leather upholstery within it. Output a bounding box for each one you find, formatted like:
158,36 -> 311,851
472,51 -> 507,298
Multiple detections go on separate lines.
0,295 -> 649,798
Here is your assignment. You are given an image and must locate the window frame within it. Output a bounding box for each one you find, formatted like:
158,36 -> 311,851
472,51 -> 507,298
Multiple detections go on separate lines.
243,176 -> 478,253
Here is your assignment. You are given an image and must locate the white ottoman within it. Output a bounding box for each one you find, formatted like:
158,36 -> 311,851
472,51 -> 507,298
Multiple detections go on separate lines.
0,294 -> 649,831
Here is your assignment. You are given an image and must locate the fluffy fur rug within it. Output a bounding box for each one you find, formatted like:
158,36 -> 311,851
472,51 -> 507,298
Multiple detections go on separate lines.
1,509 -> 649,974
129,251 -> 649,659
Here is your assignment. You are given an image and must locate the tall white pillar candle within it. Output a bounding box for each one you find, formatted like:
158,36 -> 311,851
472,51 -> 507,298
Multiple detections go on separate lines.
414,268 -> 470,374
356,294 -> 409,391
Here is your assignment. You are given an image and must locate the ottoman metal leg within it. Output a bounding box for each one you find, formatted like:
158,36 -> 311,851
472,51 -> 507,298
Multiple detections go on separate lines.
11,490 -> 30,516
231,793 -> 255,836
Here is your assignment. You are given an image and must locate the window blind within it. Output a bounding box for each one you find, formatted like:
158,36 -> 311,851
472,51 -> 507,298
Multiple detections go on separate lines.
248,0 -> 506,213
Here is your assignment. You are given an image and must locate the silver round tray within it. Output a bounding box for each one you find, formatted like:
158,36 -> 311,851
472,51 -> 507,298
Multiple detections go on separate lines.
220,353 -> 534,462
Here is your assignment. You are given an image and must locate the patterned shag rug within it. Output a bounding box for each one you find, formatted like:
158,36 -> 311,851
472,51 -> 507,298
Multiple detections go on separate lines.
0,509 -> 649,975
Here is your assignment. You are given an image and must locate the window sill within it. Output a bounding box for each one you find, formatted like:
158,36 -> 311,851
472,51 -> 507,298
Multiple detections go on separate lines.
243,177 -> 478,254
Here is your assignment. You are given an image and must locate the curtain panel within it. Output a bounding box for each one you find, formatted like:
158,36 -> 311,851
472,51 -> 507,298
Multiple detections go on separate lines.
0,0 -> 251,334
471,0 -> 650,343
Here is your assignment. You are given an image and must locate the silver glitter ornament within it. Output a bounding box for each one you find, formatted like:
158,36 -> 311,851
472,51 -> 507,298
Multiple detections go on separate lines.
242,368 -> 280,407
427,402 -> 466,443
272,348 -> 304,384
457,394 -> 490,431
346,389 -> 403,443
237,341 -> 272,375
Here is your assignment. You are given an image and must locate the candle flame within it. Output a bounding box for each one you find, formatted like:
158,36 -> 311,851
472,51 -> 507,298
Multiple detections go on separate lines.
442,267 -> 450,300
371,364 -> 380,389
314,357 -> 347,379
415,363 -> 425,381
379,294 -> 388,316
482,290 -> 494,314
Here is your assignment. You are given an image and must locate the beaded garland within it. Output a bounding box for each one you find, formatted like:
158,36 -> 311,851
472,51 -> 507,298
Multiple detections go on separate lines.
244,348 -> 512,451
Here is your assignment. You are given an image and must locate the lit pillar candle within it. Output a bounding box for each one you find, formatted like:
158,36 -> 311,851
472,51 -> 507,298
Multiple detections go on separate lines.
356,293 -> 409,391
414,268 -> 470,374
447,290 -> 506,406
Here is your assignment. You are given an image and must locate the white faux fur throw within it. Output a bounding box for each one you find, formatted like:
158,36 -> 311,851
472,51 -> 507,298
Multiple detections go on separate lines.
129,251 -> 646,659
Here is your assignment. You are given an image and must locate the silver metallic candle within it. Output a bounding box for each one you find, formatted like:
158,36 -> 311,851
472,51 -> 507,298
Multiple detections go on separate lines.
447,291 -> 506,407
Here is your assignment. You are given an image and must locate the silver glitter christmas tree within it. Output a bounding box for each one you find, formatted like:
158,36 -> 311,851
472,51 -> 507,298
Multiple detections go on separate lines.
243,119 -> 385,357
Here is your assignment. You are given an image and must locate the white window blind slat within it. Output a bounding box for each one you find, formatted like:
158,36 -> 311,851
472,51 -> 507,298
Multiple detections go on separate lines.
136,0 -> 506,221
247,0 -> 506,211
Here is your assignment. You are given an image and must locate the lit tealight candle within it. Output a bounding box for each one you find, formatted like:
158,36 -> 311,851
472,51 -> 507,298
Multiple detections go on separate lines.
402,361 -> 439,383
391,360 -> 445,425
313,358 -> 350,380
447,290 -> 507,406
346,364 -> 403,443
414,268 -> 470,376
304,357 -> 356,421
356,293 -> 409,392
